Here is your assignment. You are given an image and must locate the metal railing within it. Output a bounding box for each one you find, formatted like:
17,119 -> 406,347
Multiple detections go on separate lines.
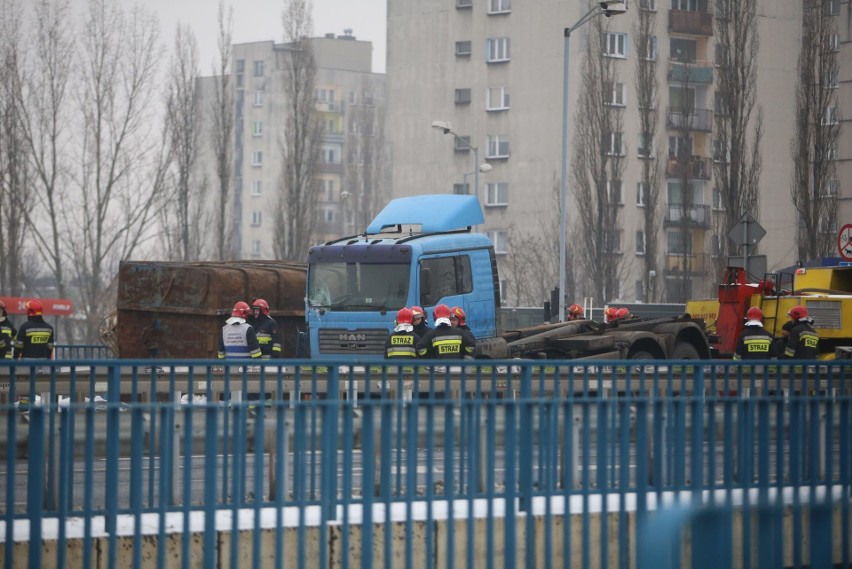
1,359 -> 850,568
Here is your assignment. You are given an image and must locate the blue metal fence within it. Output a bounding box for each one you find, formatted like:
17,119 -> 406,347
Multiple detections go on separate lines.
1,359 -> 850,568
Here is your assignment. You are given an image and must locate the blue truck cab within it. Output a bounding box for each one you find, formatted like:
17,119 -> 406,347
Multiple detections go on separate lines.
305,194 -> 501,360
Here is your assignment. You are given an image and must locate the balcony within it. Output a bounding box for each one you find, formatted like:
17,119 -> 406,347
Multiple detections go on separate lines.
664,203 -> 711,227
667,107 -> 713,132
669,2 -> 713,36
666,157 -> 712,180
664,252 -> 711,275
668,61 -> 714,84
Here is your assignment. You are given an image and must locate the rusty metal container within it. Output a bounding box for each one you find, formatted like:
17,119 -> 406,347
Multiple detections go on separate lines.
116,260 -> 306,358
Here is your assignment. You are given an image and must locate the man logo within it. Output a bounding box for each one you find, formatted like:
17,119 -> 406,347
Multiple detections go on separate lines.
338,333 -> 367,342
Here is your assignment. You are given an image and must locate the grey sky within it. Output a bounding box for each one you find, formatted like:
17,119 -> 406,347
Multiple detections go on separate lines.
73,0 -> 387,73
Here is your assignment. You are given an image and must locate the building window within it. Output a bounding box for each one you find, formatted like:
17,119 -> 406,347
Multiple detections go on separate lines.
636,230 -> 646,255
454,135 -> 472,152
486,37 -> 511,62
236,59 -> 245,73
607,180 -> 625,204
488,0 -> 511,14
487,230 -> 509,254
642,36 -> 658,61
323,148 -> 337,163
635,280 -> 645,302
251,151 -> 262,166
822,106 -> 838,126
486,135 -> 510,158
251,211 -> 262,226
827,143 -> 838,161
251,180 -> 262,196
485,182 -> 509,206
670,37 -> 697,63
668,135 -> 692,159
236,74 -> 244,89
455,41 -> 472,56
829,33 -> 839,52
666,230 -> 693,255
251,240 -> 261,256
825,179 -> 839,197
326,209 -> 335,223
252,121 -> 263,137
456,0 -> 472,8
824,70 -> 839,89
605,230 -> 623,254
453,183 -> 470,195
604,82 -> 626,106
712,187 -> 725,210
636,182 -> 649,207
253,90 -> 264,107
486,86 -> 510,110
349,91 -> 357,105
639,0 -> 656,10
455,88 -> 472,104
604,32 -> 627,58
603,132 -> 625,156
672,0 -> 700,10
824,0 -> 840,16
637,133 -> 655,158
712,138 -> 730,163
327,179 -> 335,200
253,60 -> 264,76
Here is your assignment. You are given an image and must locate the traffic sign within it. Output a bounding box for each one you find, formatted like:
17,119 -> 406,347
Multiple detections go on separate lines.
727,212 -> 766,247
837,224 -> 852,261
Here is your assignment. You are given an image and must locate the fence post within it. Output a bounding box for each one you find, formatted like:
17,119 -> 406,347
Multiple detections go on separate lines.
322,366 -> 340,521
27,405 -> 45,569
105,363 -> 121,565
518,365 -> 533,512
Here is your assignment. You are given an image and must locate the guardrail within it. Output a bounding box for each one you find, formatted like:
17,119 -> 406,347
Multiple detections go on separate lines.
1,359 -> 850,568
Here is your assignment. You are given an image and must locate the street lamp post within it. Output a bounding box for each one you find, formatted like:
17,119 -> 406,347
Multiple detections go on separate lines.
432,120 -> 482,199
558,2 -> 627,322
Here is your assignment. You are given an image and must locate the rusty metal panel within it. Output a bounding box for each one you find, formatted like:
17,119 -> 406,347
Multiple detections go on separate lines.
116,261 -> 306,358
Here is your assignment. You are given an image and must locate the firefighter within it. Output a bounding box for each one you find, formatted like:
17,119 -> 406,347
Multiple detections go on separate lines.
604,307 -> 618,323
385,307 -> 419,359
733,306 -> 774,360
616,307 -> 632,320
567,303 -> 584,320
14,299 -> 55,360
411,305 -> 431,336
449,306 -> 475,336
771,320 -> 794,359
218,301 -> 262,359
416,304 -> 475,359
0,300 -> 17,360
783,305 -> 819,359
249,298 -> 282,359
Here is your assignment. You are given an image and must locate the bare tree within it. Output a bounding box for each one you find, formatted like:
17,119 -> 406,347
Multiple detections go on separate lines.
162,23 -> 204,261
274,0 -> 322,260
791,0 -> 840,261
0,0 -> 29,294
210,0 -> 234,260
15,0 -> 75,338
632,2 -> 662,302
71,0 -> 166,341
504,182 -> 565,307
711,0 -> 763,278
343,75 -> 386,234
571,16 -> 626,304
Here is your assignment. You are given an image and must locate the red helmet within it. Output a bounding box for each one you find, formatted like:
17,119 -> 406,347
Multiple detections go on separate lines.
396,307 -> 413,325
0,299 -> 6,313
411,306 -> 426,321
231,301 -> 251,318
567,303 -> 583,319
616,307 -> 630,320
746,306 -> 763,321
449,306 -> 466,325
26,299 -> 43,316
251,298 -> 270,315
433,304 -> 451,320
788,305 -> 808,320
604,307 -> 618,321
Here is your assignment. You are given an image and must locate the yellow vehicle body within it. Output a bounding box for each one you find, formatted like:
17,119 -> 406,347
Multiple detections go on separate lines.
686,266 -> 852,359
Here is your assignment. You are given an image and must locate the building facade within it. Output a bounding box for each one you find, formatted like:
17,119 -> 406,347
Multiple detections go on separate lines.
197,32 -> 386,260
386,0 -> 849,305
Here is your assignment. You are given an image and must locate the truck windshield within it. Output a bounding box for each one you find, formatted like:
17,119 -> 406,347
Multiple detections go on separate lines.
308,262 -> 410,311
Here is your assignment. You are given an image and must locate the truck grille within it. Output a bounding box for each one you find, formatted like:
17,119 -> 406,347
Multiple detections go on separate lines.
318,328 -> 388,355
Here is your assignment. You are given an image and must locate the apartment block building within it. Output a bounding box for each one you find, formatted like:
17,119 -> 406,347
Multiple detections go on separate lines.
386,0 -> 849,305
197,32 -> 386,260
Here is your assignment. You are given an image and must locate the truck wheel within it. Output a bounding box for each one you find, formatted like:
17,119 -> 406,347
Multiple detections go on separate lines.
629,350 -> 655,360
672,342 -> 700,360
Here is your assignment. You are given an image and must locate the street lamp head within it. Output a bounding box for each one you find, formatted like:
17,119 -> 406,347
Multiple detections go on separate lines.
431,120 -> 452,134
599,1 -> 626,16
478,163 -> 493,173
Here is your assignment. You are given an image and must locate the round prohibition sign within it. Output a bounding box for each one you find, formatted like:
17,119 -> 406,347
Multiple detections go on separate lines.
838,223 -> 852,261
